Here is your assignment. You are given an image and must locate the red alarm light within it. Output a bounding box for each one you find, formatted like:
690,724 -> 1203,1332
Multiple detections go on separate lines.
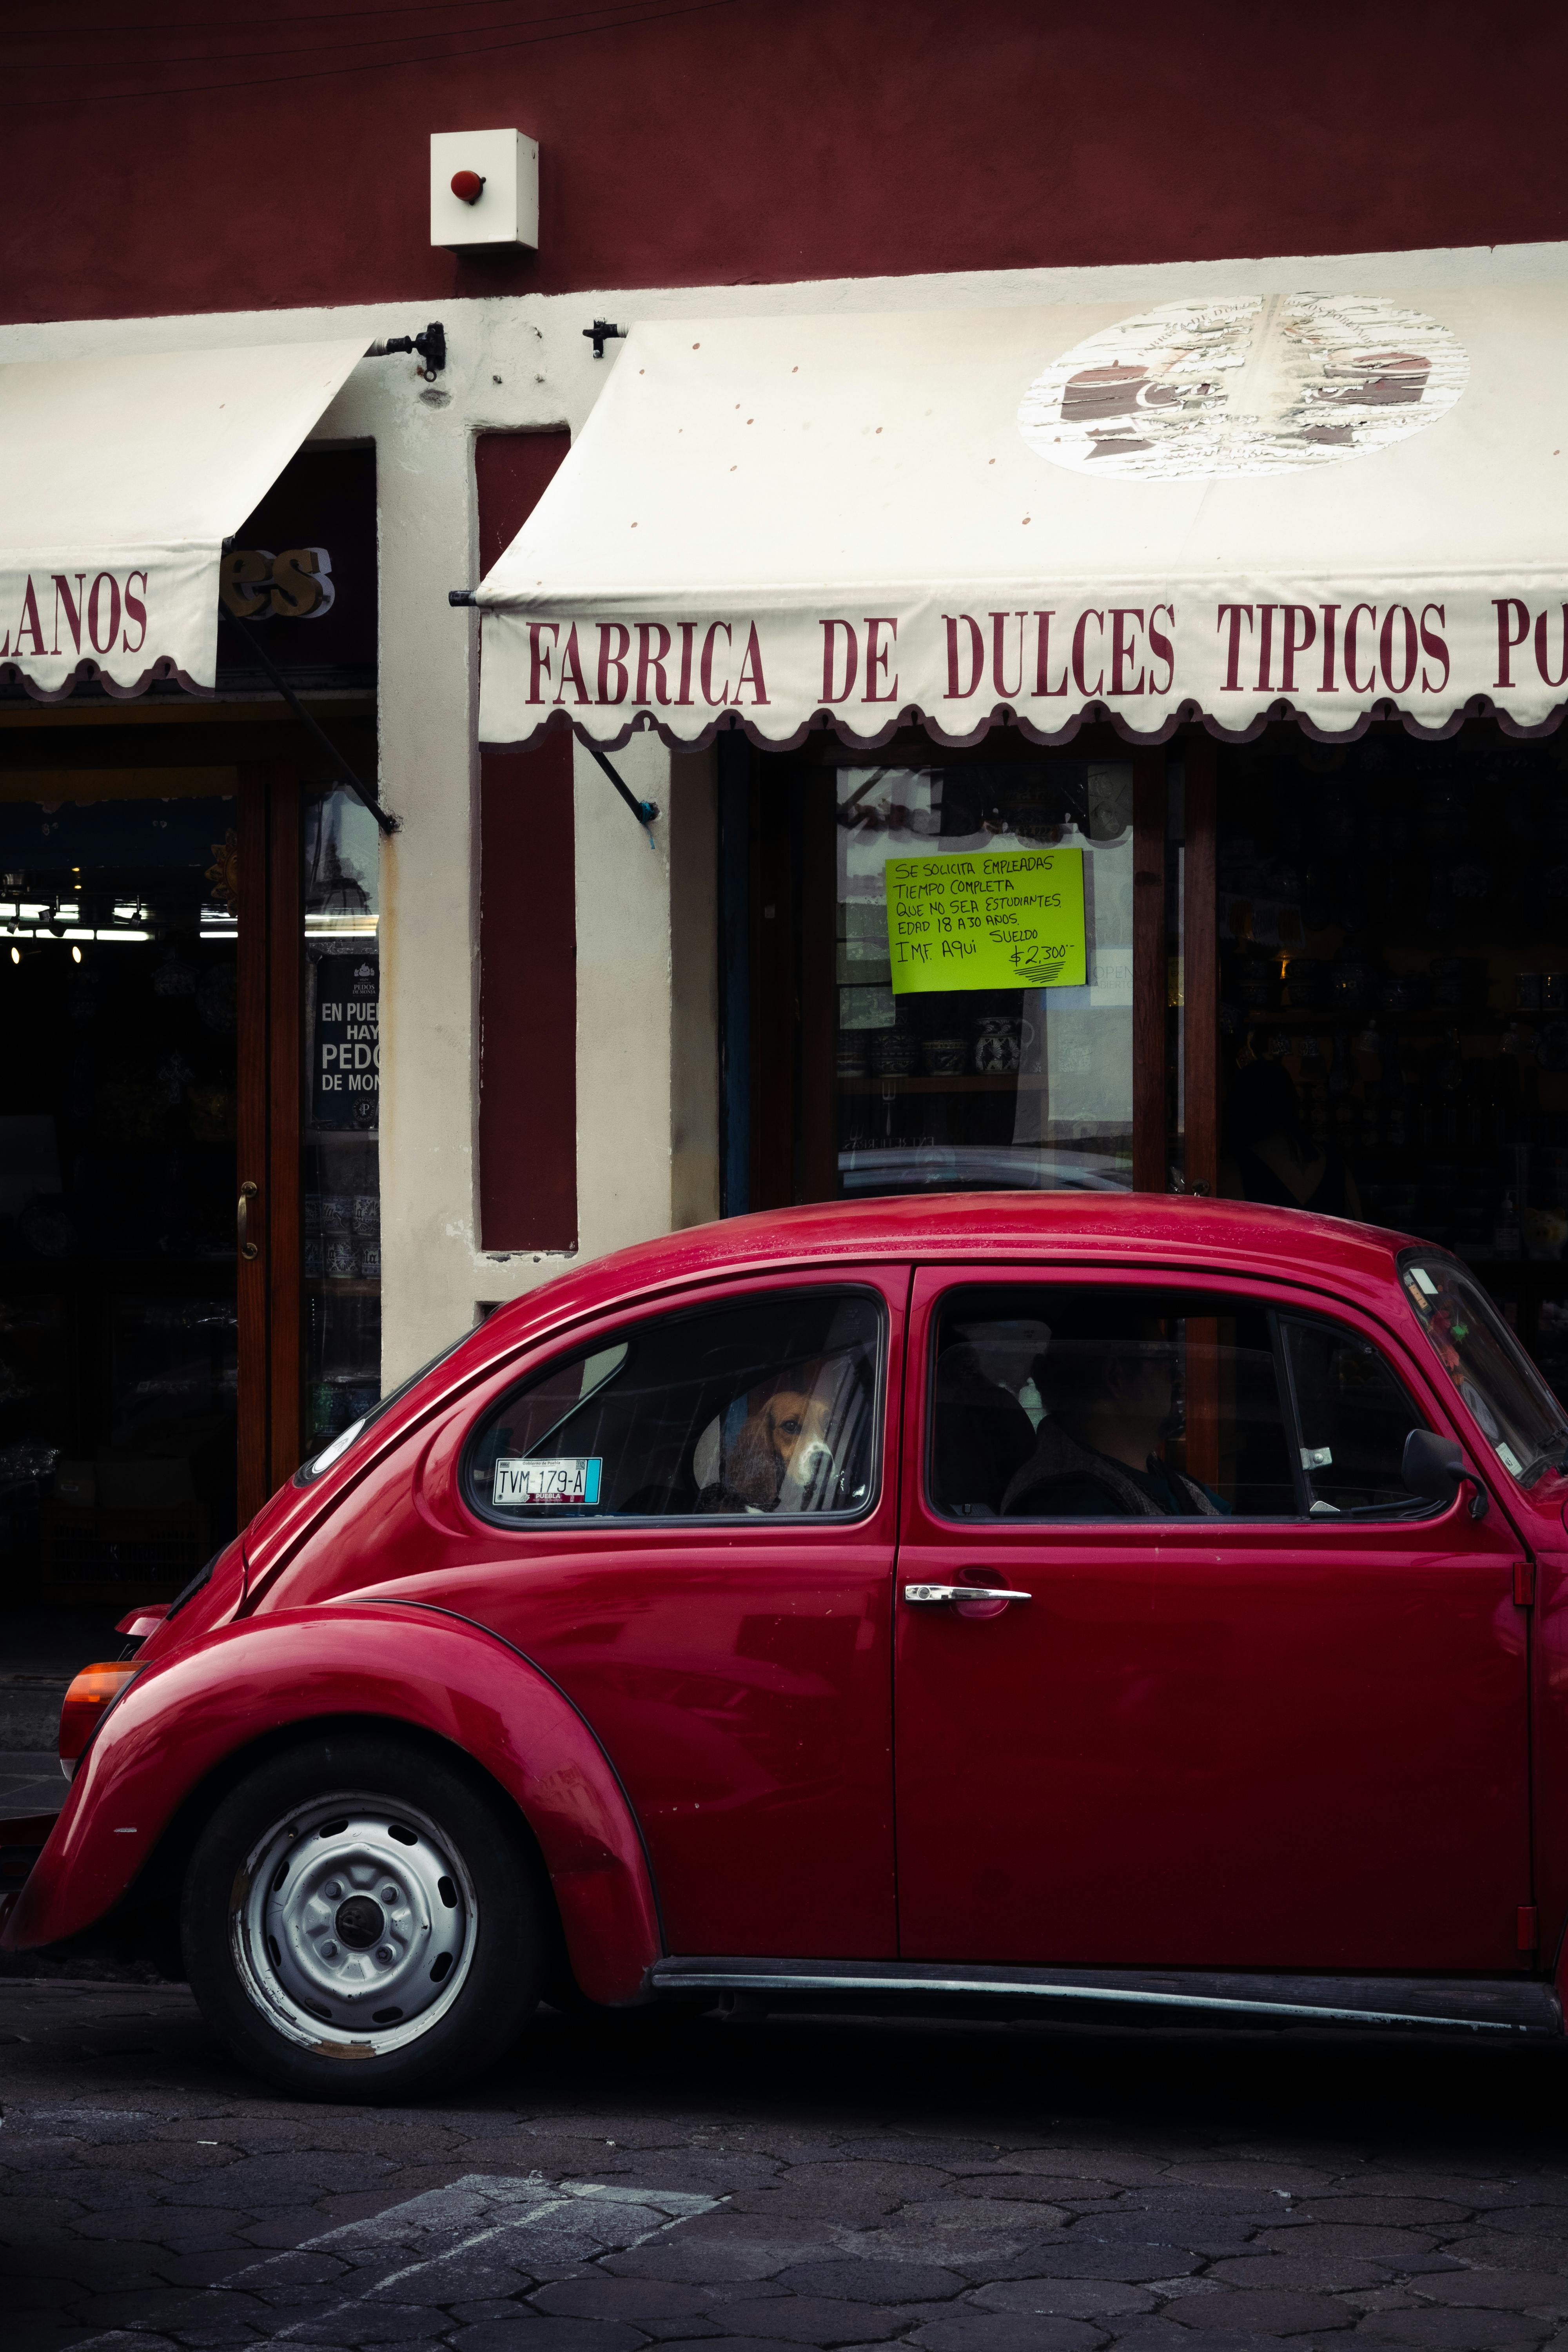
450,170 -> 486,205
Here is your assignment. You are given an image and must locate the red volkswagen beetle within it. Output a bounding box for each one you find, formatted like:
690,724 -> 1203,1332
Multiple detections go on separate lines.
6,1194 -> 1568,2097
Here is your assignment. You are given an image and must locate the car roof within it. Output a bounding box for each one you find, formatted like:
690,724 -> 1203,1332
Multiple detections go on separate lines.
480,1192 -> 1412,1359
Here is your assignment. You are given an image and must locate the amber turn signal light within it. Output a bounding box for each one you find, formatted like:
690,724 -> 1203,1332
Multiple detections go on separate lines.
59,1663 -> 141,1777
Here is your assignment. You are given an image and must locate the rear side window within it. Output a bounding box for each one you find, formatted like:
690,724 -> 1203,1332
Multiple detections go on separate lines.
466,1288 -> 883,1523
927,1284 -> 1436,1523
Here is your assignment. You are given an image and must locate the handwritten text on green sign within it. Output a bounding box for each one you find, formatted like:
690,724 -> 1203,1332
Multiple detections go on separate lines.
884,847 -> 1087,993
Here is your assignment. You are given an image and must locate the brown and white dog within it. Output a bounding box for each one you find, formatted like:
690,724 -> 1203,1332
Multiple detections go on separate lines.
704,1359 -> 840,1510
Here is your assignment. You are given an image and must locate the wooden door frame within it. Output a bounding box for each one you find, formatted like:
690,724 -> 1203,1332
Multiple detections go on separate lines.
1135,730 -> 1220,1198
1131,748 -> 1167,1192
749,751 -> 794,1210
1182,733 -> 1220,1200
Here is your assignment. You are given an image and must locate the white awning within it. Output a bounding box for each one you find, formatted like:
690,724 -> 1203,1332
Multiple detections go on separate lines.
475,290 -> 1568,753
0,338 -> 367,700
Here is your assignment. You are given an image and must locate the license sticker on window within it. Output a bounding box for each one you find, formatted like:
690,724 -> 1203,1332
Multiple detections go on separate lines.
492,1455 -> 603,1508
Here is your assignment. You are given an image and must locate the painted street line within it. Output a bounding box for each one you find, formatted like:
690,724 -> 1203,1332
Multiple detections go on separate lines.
67,2173 -> 724,2348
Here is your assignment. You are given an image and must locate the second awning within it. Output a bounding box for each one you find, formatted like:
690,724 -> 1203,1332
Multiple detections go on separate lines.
0,336 -> 367,701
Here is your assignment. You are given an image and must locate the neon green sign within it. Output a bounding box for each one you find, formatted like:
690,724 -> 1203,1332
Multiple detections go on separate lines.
884,847 -> 1087,994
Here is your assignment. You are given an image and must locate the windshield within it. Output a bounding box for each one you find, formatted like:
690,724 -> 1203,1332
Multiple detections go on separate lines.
296,1326 -> 475,1484
1399,1253 -> 1568,1487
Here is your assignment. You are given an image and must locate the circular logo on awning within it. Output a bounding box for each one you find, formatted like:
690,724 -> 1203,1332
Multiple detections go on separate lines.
1018,294 -> 1467,480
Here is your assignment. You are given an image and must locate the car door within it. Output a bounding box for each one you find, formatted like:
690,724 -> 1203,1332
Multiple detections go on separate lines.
398,1267 -> 907,1960
893,1263 -> 1532,1973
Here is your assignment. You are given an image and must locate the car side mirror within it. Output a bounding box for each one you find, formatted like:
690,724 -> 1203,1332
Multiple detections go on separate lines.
1403,1427 -> 1465,1507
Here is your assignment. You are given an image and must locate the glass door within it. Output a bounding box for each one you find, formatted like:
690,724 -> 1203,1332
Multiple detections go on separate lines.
0,763 -> 302,1611
830,755 -> 1136,1199
729,730 -> 1172,1212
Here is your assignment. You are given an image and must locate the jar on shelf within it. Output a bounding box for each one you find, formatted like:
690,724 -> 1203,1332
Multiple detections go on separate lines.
869,1029 -> 919,1077
973,1016 -> 1023,1074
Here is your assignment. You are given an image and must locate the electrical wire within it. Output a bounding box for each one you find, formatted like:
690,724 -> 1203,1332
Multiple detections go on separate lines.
11,0 -> 748,100
11,0 -> 688,69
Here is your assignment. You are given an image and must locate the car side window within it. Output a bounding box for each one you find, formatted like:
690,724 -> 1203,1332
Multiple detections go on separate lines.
927,1285 -> 1441,1525
1278,1313 -> 1434,1516
928,1284 -> 1298,1521
465,1288 -> 883,1523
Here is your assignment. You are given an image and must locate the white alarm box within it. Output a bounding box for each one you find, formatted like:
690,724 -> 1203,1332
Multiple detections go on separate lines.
430,129 -> 539,250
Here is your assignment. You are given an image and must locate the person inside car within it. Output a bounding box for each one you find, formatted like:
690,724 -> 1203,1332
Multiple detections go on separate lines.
930,1315 -> 1049,1515
1001,1305 -> 1223,1518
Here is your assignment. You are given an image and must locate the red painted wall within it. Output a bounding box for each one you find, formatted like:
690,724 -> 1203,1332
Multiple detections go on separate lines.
6,0 -> 1565,326
476,430 -> 576,1253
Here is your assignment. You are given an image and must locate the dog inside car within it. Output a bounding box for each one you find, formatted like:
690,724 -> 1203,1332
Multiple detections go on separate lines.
693,1354 -> 860,1512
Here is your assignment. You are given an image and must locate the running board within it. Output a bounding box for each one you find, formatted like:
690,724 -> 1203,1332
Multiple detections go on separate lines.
648,1956 -> 1562,2038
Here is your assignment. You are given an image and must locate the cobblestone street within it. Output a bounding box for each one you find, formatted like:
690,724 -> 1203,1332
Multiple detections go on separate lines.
4,1982 -> 1568,2352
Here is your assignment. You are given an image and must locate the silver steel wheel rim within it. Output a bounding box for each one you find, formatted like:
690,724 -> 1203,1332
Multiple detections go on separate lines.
230,1790 -> 479,2059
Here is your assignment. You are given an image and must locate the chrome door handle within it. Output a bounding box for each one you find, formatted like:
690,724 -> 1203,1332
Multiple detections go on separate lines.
238,1180 -> 260,1261
903,1583 -> 1031,1605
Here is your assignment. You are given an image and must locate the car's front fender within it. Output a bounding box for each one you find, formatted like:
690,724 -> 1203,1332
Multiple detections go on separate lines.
0,1601 -> 662,2004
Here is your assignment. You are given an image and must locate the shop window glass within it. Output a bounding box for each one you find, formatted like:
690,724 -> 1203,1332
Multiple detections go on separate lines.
297,1325 -> 475,1484
1212,734 -> 1568,1401
466,1289 -> 881,1523
835,761 -> 1132,1199
302,788 -> 381,1459
1278,1314 -> 1430,1514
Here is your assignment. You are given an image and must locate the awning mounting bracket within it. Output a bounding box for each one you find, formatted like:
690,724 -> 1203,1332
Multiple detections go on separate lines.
219,610 -> 399,836
365,321 -> 446,380
583,319 -> 626,359
582,737 -> 659,830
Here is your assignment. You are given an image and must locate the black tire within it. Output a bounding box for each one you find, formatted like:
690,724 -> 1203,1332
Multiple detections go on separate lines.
181,1730 -> 543,2101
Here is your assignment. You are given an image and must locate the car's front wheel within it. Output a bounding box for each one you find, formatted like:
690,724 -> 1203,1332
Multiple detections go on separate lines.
182,1731 -> 543,2099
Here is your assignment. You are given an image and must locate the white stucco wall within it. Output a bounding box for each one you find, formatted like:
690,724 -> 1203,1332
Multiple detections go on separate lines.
3,236 -> 1566,1381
